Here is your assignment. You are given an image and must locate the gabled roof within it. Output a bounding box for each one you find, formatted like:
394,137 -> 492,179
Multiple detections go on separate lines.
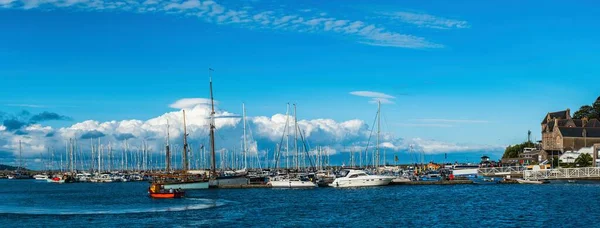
571,119 -> 583,127
542,110 -> 569,124
585,119 -> 600,128
558,127 -> 600,138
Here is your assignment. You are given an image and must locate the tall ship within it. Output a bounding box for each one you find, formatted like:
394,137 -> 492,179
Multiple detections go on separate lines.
153,108 -> 209,190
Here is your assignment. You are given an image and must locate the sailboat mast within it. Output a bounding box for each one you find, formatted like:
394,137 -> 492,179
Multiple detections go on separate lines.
166,120 -> 171,172
242,103 -> 247,169
209,68 -> 217,179
18,140 -> 22,171
294,104 -> 299,170
376,100 -> 381,168
182,110 -> 189,171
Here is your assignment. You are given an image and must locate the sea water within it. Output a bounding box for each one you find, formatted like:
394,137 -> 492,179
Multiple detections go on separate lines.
1,179 -> 599,227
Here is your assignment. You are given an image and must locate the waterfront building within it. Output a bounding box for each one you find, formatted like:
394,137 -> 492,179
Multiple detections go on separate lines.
540,109 -> 600,161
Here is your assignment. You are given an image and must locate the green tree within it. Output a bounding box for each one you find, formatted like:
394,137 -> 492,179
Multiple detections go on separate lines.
552,156 -> 559,168
573,105 -> 596,119
575,153 -> 593,167
573,96 -> 600,119
593,96 -> 600,118
502,141 -> 535,158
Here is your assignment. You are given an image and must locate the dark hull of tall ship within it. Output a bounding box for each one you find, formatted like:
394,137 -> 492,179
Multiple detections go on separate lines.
209,175 -> 249,188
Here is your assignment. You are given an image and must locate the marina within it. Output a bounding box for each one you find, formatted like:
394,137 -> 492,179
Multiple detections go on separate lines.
3,0 -> 600,226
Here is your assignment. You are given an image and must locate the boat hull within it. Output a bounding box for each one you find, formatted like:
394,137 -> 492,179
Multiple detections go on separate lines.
330,176 -> 394,188
269,180 -> 317,188
150,192 -> 185,199
163,181 -> 209,190
209,176 -> 249,188
517,179 -> 548,184
47,178 -> 65,183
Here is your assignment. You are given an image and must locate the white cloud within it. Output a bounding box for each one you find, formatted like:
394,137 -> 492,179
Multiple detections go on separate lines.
143,0 -> 157,5
350,91 -> 396,104
409,138 -> 501,154
5,0 -> 441,49
5,104 -> 46,108
169,98 -> 214,109
384,11 -> 469,30
396,123 -> 453,128
413,119 -> 489,124
350,91 -> 395,99
0,98 -> 500,162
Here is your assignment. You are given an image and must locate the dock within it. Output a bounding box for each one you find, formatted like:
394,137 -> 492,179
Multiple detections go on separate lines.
391,180 -> 473,185
215,184 -> 272,189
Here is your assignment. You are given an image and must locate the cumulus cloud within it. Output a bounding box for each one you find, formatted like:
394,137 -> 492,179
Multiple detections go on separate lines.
30,111 -> 73,122
0,98 -> 501,163
1,0 -> 442,48
80,130 -> 106,139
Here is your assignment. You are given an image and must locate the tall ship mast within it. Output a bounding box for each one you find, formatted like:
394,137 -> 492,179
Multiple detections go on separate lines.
182,110 -> 189,171
209,68 -> 217,179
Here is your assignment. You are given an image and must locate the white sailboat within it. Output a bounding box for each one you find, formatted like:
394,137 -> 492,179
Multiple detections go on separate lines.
269,104 -> 317,188
329,169 -> 394,187
269,175 -> 317,188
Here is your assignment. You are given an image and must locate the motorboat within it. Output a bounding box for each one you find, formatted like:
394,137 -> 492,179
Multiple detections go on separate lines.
268,175 -> 317,188
8,172 -> 30,179
391,177 -> 412,183
329,169 -> 394,188
90,174 -> 114,183
149,183 -> 185,199
517,179 -> 549,184
75,173 -> 92,182
47,175 -> 67,183
33,174 -> 49,180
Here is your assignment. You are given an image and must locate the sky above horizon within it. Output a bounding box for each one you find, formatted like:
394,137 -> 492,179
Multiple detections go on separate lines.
1,0 -> 600,168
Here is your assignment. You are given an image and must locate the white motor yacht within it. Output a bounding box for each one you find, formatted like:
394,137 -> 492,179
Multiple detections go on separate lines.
329,169 -> 394,188
268,175 -> 317,188
33,174 -> 49,180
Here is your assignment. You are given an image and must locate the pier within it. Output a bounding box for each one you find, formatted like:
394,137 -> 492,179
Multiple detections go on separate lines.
524,167 -> 600,180
478,166 -> 525,176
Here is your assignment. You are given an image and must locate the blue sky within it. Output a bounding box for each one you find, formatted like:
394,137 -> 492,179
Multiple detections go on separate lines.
1,0 -> 600,167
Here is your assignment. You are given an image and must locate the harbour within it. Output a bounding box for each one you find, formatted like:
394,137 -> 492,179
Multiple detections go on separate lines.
3,1 -> 600,226
3,178 -> 600,227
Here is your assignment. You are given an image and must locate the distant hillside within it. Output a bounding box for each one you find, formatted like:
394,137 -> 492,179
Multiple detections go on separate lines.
0,164 -> 29,171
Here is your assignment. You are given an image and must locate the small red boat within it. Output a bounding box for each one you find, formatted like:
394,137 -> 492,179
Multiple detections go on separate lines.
149,183 -> 185,199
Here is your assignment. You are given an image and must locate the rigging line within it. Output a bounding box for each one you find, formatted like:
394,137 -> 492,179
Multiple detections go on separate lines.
298,126 -> 316,171
274,107 -> 290,169
363,109 -> 379,160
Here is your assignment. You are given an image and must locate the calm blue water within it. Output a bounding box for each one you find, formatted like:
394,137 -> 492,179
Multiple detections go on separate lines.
1,179 -> 600,227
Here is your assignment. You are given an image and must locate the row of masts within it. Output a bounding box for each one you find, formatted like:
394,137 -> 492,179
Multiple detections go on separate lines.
30,71 -> 393,174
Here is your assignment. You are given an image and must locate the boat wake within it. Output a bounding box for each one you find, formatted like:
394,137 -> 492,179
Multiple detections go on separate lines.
0,198 -> 229,215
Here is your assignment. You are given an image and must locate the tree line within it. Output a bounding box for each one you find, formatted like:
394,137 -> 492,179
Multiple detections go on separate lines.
573,96 -> 600,119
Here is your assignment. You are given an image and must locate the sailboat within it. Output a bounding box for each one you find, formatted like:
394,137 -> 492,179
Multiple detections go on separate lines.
157,110 -> 210,190
330,101 -> 394,187
269,104 -> 317,188
8,141 -> 31,180
206,69 -> 250,188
